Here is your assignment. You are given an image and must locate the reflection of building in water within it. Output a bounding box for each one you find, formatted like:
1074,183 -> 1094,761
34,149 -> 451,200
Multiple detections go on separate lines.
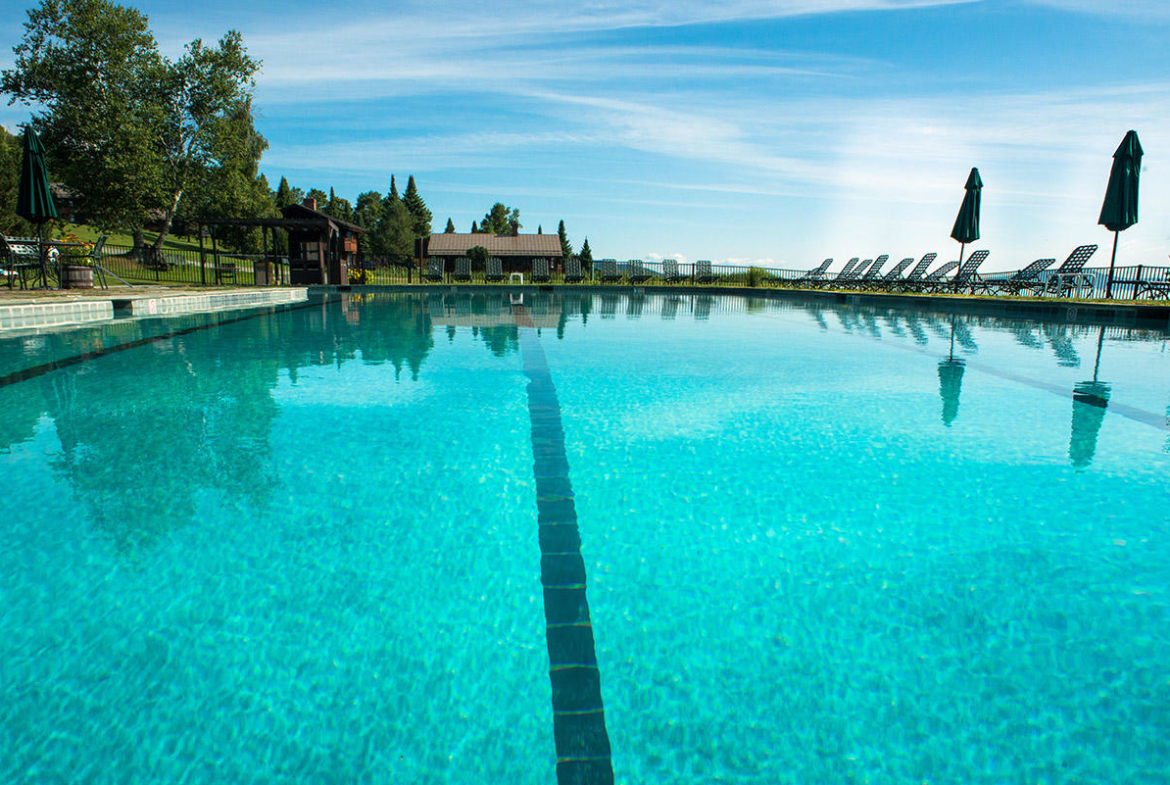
424,293 -> 562,329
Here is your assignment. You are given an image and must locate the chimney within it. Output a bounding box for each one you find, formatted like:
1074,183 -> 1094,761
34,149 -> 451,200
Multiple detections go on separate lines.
303,196 -> 317,211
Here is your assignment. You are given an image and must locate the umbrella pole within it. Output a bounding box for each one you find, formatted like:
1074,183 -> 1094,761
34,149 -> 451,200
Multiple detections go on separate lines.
1105,230 -> 1118,299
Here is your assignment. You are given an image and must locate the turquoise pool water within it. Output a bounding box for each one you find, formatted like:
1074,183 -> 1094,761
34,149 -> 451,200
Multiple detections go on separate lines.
1,291 -> 1168,784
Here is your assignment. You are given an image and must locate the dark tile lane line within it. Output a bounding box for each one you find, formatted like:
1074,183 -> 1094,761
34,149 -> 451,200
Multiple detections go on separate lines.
514,304 -> 615,785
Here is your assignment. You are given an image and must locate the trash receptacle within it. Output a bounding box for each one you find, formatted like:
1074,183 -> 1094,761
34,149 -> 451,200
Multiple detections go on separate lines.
253,260 -> 270,286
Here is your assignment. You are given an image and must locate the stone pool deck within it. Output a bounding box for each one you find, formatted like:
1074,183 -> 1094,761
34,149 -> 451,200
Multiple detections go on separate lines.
0,286 -> 308,330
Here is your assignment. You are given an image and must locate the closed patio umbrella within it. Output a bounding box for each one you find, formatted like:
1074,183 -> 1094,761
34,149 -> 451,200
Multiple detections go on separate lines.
950,168 -> 981,268
15,127 -> 58,287
1098,130 -> 1142,299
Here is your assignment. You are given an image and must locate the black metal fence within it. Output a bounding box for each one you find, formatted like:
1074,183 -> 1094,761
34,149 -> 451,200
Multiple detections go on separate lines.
89,246 -> 1170,301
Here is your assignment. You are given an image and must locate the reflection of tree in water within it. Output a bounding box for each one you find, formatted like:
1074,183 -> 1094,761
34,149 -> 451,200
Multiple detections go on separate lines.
45,322 -> 282,553
37,295 -> 438,553
477,325 -> 519,357
0,383 -> 46,453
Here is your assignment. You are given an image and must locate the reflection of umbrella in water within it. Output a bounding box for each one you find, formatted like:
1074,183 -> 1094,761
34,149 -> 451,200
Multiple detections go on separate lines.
1069,327 -> 1110,468
938,317 -> 965,426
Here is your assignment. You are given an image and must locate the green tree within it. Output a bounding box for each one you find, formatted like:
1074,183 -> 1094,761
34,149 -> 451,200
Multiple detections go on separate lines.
558,220 -> 571,259
305,188 -> 328,210
274,176 -> 302,209
1,0 -> 263,253
402,175 -> 431,237
469,220 -> 477,233
580,238 -> 592,266
444,217 -> 455,233
370,197 -> 413,263
354,190 -> 383,257
388,175 -> 399,203
537,225 -> 542,234
324,187 -> 353,224
479,202 -> 520,235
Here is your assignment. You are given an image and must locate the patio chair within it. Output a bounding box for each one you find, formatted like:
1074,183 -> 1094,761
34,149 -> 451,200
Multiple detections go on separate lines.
1028,245 -> 1098,298
975,257 -> 1056,296
599,259 -> 622,283
695,260 -> 717,284
832,258 -> 871,288
855,254 -> 890,289
485,257 -> 505,283
909,261 -> 958,292
425,258 -> 446,282
1135,259 -> 1170,300
792,258 -> 832,288
628,260 -> 653,284
663,259 -> 687,283
891,253 -> 938,292
925,249 -> 989,294
563,257 -> 584,283
1,235 -> 46,289
453,257 -> 472,282
532,257 -> 551,283
828,258 -> 860,287
876,257 -> 915,289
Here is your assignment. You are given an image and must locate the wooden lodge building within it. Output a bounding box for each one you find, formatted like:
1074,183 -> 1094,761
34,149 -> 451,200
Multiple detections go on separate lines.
423,233 -> 564,274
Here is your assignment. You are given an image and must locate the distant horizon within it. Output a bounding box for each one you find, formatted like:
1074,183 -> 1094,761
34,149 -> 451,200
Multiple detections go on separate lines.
1,0 -> 1166,272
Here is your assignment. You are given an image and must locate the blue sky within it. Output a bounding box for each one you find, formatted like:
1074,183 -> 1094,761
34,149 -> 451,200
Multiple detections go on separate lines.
1,0 -> 1167,270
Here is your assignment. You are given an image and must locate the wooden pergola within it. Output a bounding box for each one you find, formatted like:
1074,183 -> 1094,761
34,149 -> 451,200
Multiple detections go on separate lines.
196,199 -> 367,285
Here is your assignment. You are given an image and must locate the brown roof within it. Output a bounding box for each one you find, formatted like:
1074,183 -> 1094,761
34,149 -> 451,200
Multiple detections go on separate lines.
281,203 -> 367,235
426,233 -> 563,257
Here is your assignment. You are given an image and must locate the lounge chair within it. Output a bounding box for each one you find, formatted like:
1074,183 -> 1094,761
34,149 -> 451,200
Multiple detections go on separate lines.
532,258 -> 551,283
876,257 -> 915,288
695,260 -> 717,284
563,257 -> 584,283
891,253 -> 938,292
628,260 -> 653,284
792,258 -> 832,288
663,259 -> 687,283
975,257 -> 1056,296
485,257 -> 505,283
832,258 -> 870,288
1026,245 -> 1098,298
453,257 -> 472,282
925,249 -> 989,294
424,258 -> 446,282
828,258 -> 860,287
855,254 -> 890,289
1136,260 -> 1170,300
599,259 -> 622,284
909,261 -> 958,292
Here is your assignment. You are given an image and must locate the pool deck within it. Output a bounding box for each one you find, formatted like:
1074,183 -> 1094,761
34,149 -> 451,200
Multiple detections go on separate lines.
0,286 -> 308,330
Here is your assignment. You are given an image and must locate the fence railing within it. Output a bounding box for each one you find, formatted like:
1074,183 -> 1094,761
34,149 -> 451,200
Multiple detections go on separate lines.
85,246 -> 1170,301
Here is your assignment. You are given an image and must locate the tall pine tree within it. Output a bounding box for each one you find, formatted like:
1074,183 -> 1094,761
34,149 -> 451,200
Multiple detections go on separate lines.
579,238 -> 592,265
558,220 -> 571,260
402,175 -> 432,237
444,217 -> 455,233
388,175 -> 399,202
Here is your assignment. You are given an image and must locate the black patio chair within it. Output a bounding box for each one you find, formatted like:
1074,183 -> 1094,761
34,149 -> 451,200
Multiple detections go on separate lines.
485,257 -> 505,282
663,259 -> 687,284
628,260 -> 653,284
792,258 -> 832,288
976,257 -> 1057,296
1026,245 -> 1098,298
532,258 -> 551,283
563,257 -> 584,283
424,258 -> 446,282
890,253 -> 937,292
453,257 -> 472,282
695,260 -> 717,284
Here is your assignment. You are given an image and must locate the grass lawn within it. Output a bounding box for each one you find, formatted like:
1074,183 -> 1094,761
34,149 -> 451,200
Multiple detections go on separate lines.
54,223 -> 206,254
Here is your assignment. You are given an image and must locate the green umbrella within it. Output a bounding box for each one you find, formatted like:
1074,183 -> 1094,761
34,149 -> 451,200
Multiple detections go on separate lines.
950,167 -> 981,267
1098,130 -> 1142,299
15,127 -> 58,287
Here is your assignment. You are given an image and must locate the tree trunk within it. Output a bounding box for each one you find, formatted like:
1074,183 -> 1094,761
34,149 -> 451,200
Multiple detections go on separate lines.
150,189 -> 184,251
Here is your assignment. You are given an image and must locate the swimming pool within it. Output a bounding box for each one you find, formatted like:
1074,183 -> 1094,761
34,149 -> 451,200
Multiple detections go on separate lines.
1,291 -> 1168,784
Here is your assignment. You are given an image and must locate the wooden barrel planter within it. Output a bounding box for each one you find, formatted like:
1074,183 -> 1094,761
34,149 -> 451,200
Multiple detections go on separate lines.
62,264 -> 94,289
